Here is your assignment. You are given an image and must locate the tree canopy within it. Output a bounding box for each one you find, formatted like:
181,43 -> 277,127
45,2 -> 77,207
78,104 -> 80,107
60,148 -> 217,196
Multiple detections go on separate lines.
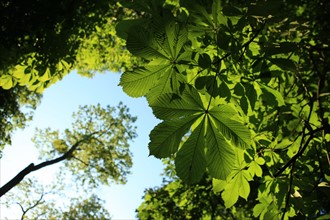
116,0 -> 330,218
3,178 -> 112,219
0,0 -> 138,92
1,0 -> 330,219
0,103 -> 137,196
0,86 -> 41,152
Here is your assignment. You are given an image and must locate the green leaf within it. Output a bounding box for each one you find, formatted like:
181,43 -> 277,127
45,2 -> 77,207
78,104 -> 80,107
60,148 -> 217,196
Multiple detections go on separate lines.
0,75 -> 14,89
317,214 -> 330,220
119,64 -> 169,97
126,19 -> 188,61
212,178 -> 227,193
165,21 -> 188,58
206,117 -> 236,179
217,32 -> 231,50
149,115 -> 198,158
195,76 -> 220,98
222,180 -> 239,208
248,161 -> 263,177
256,157 -> 265,165
198,53 -> 211,69
274,138 -> 292,150
234,83 -> 245,96
240,95 -> 249,115
243,83 -> 257,110
259,83 -> 285,106
209,105 -> 251,148
175,120 -> 207,183
222,170 -> 251,207
269,58 -> 296,71
149,87 -> 204,120
12,65 -> 26,79
211,0 -> 228,27
239,170 -> 251,199
253,202 -> 269,218
148,87 -> 250,183
116,19 -> 146,40
39,68 -> 51,82
219,82 -> 231,101
126,25 -> 169,60
19,73 -> 31,85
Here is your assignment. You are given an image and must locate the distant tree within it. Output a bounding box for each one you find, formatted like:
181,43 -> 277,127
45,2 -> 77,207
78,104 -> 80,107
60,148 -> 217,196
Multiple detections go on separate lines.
0,86 -> 41,154
2,178 -> 111,220
0,103 -> 137,197
137,159 -> 255,219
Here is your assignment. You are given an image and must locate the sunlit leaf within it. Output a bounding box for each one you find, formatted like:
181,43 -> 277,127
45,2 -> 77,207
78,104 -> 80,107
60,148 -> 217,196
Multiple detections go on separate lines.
175,120 -> 207,183
149,115 -> 199,158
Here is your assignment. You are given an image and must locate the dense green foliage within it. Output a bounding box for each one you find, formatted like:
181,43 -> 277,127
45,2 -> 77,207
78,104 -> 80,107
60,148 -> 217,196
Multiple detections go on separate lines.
0,0 -> 138,156
0,0 -> 138,92
137,159 -> 255,219
1,0 -> 330,218
117,0 -> 330,218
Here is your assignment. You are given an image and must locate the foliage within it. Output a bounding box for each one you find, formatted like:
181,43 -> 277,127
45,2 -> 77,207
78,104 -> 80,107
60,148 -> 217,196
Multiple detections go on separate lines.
117,0 -> 330,218
32,102 -> 137,187
0,0 -> 139,92
60,194 -> 111,220
2,178 -> 61,220
0,103 -> 137,197
0,86 -> 41,152
2,178 -> 111,220
137,170 -> 255,219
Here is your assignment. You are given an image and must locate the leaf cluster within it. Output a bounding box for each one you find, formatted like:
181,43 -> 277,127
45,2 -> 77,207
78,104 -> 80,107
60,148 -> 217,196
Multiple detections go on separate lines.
32,103 -> 137,187
118,0 -> 330,218
0,0 -> 139,92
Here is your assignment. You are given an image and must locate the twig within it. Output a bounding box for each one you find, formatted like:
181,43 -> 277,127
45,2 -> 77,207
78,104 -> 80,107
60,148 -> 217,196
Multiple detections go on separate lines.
281,160 -> 296,220
274,134 -> 314,178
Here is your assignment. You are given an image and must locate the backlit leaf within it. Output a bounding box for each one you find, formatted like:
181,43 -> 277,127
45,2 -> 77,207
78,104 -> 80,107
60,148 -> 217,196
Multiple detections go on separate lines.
209,105 -> 251,149
206,117 -> 236,179
149,115 -> 199,158
175,120 -> 207,183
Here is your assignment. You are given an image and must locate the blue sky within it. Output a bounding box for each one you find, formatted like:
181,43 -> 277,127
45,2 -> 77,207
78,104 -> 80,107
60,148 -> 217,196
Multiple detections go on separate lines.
0,71 -> 164,219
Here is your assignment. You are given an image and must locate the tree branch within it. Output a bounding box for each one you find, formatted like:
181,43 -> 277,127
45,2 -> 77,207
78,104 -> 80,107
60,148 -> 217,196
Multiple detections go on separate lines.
19,192 -> 45,220
281,160 -> 295,220
0,133 -> 96,197
274,134 -> 314,178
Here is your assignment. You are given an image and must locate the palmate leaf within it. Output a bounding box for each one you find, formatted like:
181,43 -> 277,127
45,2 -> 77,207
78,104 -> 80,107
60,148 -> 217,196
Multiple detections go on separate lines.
146,66 -> 186,104
120,19 -> 190,98
126,20 -> 169,60
222,170 -> 252,207
149,86 -> 251,183
165,21 -> 188,59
